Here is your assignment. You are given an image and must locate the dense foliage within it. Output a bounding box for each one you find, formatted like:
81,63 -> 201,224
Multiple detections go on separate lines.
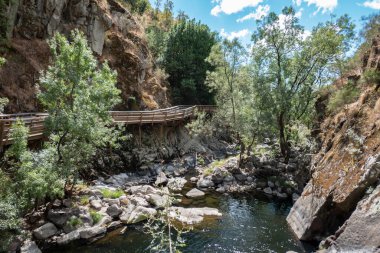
0,31 -> 123,247
38,30 -> 122,191
163,19 -> 216,105
249,7 -> 354,158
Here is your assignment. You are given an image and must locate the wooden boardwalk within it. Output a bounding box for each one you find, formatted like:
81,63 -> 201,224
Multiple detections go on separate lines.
0,105 -> 216,146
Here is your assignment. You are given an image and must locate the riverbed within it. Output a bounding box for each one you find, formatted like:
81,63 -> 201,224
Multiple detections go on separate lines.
49,192 -> 312,253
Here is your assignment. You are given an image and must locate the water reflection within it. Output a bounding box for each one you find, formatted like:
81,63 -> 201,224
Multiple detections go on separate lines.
47,193 -> 311,253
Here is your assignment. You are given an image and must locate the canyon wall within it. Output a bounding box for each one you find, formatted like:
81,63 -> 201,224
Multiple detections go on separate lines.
287,36 -> 380,252
0,0 -> 169,113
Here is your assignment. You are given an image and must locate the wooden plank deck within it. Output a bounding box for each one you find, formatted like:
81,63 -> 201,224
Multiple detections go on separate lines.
0,105 -> 216,146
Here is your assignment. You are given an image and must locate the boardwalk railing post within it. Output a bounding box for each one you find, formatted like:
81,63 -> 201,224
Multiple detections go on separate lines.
0,121 -> 4,149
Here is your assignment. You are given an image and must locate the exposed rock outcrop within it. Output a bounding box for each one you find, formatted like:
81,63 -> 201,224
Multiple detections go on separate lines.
287,34 -> 380,251
0,0 -> 169,113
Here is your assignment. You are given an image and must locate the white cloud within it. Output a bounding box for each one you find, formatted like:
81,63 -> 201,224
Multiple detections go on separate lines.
211,0 -> 263,16
295,8 -> 303,18
220,28 -> 250,40
303,0 -> 338,13
293,0 -> 302,6
363,0 -> 380,9
237,4 -> 270,22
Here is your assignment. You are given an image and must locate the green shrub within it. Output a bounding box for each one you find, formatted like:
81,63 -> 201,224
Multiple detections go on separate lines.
363,69 -> 380,85
100,188 -> 124,199
79,195 -> 89,206
90,210 -> 103,224
327,82 -> 360,113
67,216 -> 83,228
203,167 -> 214,176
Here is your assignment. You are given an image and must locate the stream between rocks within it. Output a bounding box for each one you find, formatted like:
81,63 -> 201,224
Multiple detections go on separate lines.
45,191 -> 314,253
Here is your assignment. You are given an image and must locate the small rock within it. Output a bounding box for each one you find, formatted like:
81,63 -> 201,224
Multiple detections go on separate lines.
168,207 -> 222,225
52,199 -> 62,208
97,215 -> 113,227
155,171 -> 168,186
190,177 -> 198,183
197,177 -> 215,188
223,175 -> 235,183
246,177 -> 253,183
103,198 -> 120,206
216,187 -> 226,193
268,181 -> 275,188
292,193 -> 300,203
148,194 -> 169,208
276,192 -> 288,199
128,196 -> 149,207
56,230 -> 80,245
33,222 -> 58,240
90,199 -> 103,210
20,240 -> 41,253
256,181 -> 267,188
235,174 -> 247,182
107,221 -> 122,230
263,187 -> 273,195
106,204 -> 122,218
62,199 -> 72,208
186,188 -> 205,199
167,177 -> 187,192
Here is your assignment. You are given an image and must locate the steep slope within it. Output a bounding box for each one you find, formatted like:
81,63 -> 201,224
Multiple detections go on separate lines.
0,0 -> 169,113
287,36 -> 380,251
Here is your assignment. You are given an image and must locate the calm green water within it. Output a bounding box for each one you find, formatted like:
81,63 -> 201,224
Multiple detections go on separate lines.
49,193 -> 311,253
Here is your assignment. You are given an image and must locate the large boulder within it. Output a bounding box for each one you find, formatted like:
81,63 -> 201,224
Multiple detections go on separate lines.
125,206 -> 157,224
79,226 -> 106,239
128,196 -> 150,207
168,207 -> 222,225
287,155 -> 380,241
186,188 -> 205,199
33,223 -> 58,240
56,230 -> 80,245
47,208 -> 74,227
325,185 -> 380,252
129,185 -> 160,195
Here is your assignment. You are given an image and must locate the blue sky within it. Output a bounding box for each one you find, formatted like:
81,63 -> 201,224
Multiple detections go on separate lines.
149,0 -> 380,46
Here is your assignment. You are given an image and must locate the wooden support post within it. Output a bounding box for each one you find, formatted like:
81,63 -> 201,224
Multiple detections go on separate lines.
0,121 -> 4,150
138,125 -> 142,147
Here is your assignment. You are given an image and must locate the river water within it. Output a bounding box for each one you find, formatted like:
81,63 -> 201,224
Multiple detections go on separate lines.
51,192 -> 312,253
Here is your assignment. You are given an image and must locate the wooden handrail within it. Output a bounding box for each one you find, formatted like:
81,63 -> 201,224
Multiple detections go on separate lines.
0,105 -> 217,146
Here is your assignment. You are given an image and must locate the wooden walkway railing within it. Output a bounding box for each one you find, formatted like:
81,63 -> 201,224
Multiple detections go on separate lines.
0,105 -> 217,146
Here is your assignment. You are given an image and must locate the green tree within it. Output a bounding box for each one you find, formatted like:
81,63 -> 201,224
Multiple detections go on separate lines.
206,39 -> 246,157
251,7 -> 354,159
163,19 -> 216,105
38,30 -> 122,192
123,0 -> 152,15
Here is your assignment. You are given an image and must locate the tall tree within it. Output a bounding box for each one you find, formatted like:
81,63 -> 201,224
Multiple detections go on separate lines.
163,19 -> 216,105
38,30 -> 122,192
251,7 -> 354,159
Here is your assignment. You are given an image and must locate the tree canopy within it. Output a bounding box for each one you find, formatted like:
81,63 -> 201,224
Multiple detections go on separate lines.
163,19 -> 216,105
249,7 -> 354,158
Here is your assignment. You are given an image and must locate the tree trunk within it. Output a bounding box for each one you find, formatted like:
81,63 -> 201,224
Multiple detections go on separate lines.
278,112 -> 289,161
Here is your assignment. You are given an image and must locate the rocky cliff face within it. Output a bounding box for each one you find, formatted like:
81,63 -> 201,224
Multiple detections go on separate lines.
287,36 -> 380,251
0,0 -> 169,113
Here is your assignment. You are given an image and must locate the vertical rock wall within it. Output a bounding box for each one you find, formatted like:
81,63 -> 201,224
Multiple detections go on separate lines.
0,0 -> 169,113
